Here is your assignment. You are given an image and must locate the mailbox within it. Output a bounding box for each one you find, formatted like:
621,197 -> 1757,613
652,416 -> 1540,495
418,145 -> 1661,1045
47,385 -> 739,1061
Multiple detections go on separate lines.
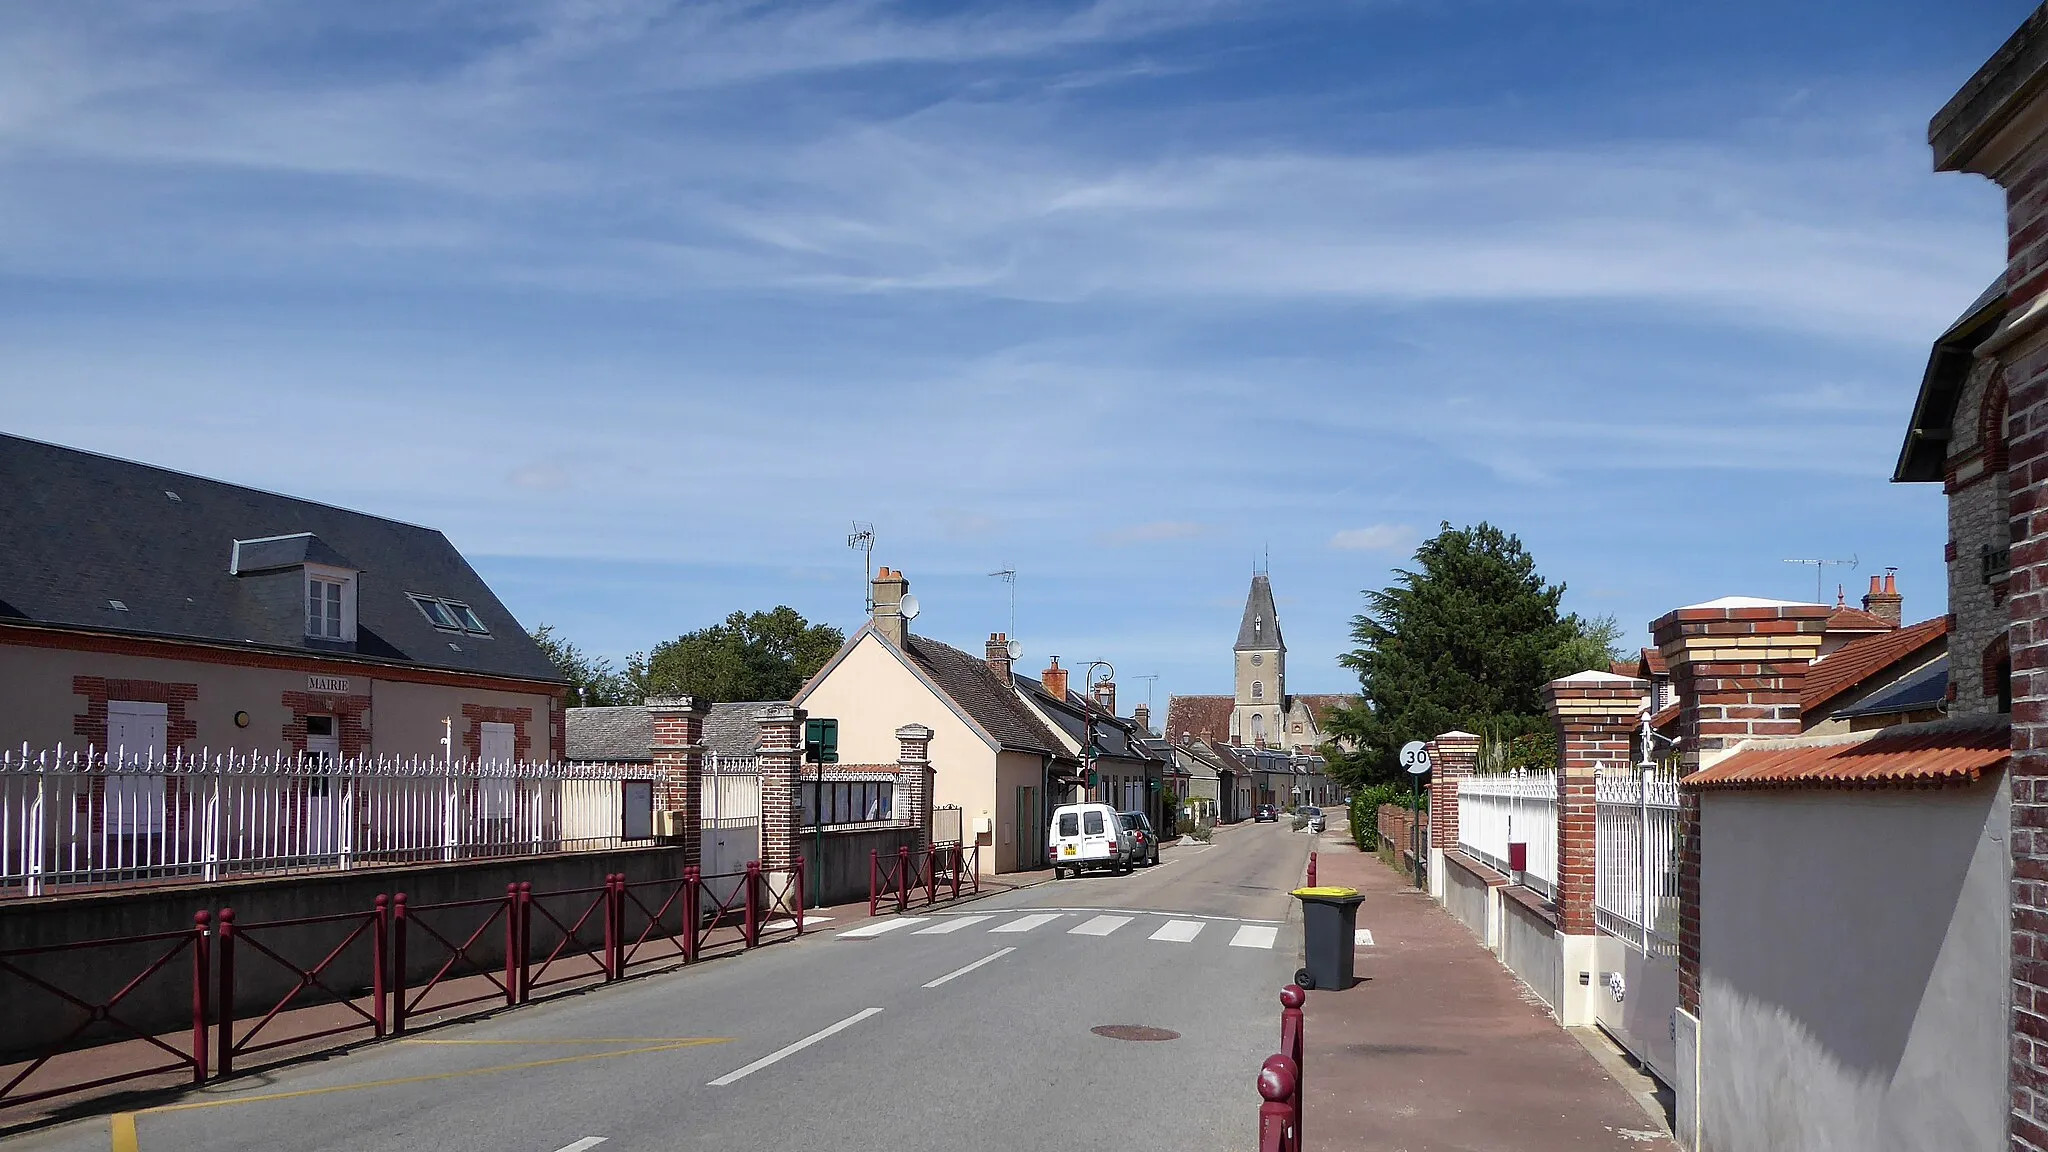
1507,841 -> 1528,872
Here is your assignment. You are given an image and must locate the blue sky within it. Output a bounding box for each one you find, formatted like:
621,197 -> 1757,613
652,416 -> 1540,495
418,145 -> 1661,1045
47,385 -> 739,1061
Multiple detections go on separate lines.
0,0 -> 2030,711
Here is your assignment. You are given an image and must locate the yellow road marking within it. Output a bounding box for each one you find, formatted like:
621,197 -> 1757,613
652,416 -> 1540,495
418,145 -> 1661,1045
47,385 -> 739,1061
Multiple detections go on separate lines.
109,1037 -> 731,1150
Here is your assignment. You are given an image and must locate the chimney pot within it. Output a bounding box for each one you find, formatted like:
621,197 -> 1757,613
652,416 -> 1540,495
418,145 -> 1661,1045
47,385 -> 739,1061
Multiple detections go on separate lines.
1861,571 -> 1903,627
1042,657 -> 1069,701
872,566 -> 911,647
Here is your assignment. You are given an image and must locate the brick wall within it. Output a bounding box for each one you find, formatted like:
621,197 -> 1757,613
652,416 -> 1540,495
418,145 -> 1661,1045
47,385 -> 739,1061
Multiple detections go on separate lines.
1378,803 -> 1421,866
1428,730 -> 1479,857
1544,674 -> 1646,935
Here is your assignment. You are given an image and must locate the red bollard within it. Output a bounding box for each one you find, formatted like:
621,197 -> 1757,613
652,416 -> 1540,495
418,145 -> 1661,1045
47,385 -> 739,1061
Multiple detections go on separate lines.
371,894 -> 388,1036
1307,851 -> 1317,888
1258,1054 -> 1298,1152
391,893 -> 410,1033
191,910 -> 210,1084
215,908 -> 235,1077
1281,984 -> 1306,1145
897,846 -> 911,914
744,861 -> 762,947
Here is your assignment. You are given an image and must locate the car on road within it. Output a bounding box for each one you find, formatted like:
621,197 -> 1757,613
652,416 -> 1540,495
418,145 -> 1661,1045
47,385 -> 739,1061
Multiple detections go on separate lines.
1049,802 -> 1132,878
1117,810 -> 1160,866
1299,805 -> 1325,834
1254,804 -> 1280,822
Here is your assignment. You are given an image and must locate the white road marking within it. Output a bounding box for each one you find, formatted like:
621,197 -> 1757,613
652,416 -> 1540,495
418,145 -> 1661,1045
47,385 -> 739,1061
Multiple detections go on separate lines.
837,917 -> 927,938
707,1007 -> 883,1086
990,913 -> 1063,933
552,1140 -> 607,1152
1070,915 -> 1132,936
1229,925 -> 1279,949
913,915 -> 992,935
1150,920 -> 1203,943
800,915 -> 833,923
922,947 -> 1016,988
1356,929 -> 1375,946
932,907 -> 1278,925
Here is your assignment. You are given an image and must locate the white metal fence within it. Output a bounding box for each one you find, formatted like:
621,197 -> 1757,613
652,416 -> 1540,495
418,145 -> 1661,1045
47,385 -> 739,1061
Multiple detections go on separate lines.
1595,768 -> 1682,955
1456,769 -> 1559,898
1,745 -> 651,896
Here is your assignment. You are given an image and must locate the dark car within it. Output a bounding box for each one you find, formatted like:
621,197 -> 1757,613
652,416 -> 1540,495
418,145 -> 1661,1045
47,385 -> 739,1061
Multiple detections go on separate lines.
1254,804 -> 1280,822
1117,811 -> 1160,866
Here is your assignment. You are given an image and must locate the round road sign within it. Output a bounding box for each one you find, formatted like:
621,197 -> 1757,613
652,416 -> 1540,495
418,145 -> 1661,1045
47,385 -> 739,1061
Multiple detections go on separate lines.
1399,740 -> 1432,775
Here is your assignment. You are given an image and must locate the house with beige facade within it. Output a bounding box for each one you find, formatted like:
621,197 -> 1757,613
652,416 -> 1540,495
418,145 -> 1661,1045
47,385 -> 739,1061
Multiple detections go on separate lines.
792,568 -> 1078,875
0,434 -> 568,764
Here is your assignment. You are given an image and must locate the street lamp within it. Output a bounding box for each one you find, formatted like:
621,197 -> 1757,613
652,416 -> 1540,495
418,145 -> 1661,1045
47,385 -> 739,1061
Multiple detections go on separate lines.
1079,660 -> 1114,804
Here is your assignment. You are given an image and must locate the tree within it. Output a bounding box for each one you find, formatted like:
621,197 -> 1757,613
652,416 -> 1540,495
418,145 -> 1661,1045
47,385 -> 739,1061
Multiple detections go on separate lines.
1321,522 -> 1620,788
627,606 -> 844,704
529,625 -> 634,708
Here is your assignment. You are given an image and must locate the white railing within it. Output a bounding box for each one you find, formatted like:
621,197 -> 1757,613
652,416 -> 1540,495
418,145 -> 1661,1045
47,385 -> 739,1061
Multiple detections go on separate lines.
1,745 -> 650,897
1595,768 -> 1682,956
1457,769 -> 1559,898
703,754 -> 761,831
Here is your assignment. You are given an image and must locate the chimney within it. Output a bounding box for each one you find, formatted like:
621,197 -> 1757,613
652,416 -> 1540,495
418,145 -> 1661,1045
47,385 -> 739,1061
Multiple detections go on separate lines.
984,632 -> 1013,686
1042,657 -> 1069,701
1133,703 -> 1151,735
872,566 -> 910,647
1091,679 -> 1116,717
1862,571 -> 1903,627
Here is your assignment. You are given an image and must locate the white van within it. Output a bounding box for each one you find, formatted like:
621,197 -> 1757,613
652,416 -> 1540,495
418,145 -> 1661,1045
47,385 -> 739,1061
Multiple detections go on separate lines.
1049,802 -> 1131,879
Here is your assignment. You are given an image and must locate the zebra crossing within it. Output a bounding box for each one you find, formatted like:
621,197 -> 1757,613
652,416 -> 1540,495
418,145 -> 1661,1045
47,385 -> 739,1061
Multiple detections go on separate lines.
834,909 -> 1285,950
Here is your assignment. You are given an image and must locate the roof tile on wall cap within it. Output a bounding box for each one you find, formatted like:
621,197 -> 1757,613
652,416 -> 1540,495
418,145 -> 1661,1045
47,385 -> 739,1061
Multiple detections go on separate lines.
1800,616 -> 1949,717
1825,606 -> 1897,633
1683,716 -> 2007,791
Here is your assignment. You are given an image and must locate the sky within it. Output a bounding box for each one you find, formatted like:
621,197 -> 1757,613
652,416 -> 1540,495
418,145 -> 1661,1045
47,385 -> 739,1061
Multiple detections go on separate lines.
0,0 -> 2032,713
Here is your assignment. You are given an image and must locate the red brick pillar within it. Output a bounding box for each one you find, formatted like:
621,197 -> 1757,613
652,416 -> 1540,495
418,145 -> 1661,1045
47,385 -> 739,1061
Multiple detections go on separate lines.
1652,598 -> 1827,1013
646,696 -> 707,871
753,704 -> 806,882
1427,730 -> 1479,859
895,724 -> 934,852
1543,673 -> 1646,935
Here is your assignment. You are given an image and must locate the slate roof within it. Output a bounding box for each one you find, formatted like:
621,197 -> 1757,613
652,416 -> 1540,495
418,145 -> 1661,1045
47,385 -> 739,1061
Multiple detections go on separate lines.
1897,274 -> 2007,483
1165,694 -> 1234,743
1833,656 -> 1950,720
1802,617 -> 1949,718
1235,574 -> 1285,651
1014,673 -> 1157,764
1685,716 -> 2007,791
564,700 -> 781,763
902,635 -> 1068,757
0,433 -> 562,684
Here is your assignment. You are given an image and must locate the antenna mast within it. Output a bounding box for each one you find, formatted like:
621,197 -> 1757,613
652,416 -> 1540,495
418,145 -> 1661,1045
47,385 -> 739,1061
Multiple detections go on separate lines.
989,566 -> 1017,639
848,522 -> 876,611
1781,555 -> 1858,604
1133,673 -> 1160,713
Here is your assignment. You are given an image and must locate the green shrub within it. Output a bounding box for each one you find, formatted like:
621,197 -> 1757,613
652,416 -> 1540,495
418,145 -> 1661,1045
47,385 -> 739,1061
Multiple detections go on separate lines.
1290,813 -> 1309,832
1348,783 -> 1427,850
1190,820 -> 1214,843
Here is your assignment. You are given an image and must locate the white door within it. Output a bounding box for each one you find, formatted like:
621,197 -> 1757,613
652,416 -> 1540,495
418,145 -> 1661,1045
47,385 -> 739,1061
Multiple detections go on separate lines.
478,722 -> 517,847
105,701 -> 167,835
304,716 -> 340,856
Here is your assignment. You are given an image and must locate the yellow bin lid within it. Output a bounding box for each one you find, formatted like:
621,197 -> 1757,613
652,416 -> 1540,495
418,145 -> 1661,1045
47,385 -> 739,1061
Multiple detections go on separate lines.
1291,886 -> 1360,898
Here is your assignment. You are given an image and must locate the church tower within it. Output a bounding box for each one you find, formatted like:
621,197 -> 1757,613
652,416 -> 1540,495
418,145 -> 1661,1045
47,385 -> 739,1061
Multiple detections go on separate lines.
1232,574 -> 1286,747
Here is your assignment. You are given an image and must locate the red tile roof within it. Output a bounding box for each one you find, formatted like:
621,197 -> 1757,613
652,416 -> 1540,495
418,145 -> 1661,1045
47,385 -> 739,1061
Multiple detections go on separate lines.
1294,694 -> 1358,726
1164,694 -> 1234,743
1636,647 -> 1668,677
1684,719 -> 2007,791
1801,616 -> 1948,718
1825,606 -> 1897,633
1652,703 -> 1680,732
1609,660 -> 1634,677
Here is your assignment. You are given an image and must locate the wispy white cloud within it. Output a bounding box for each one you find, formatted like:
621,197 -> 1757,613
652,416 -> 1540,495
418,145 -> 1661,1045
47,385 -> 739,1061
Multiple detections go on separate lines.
1098,521 -> 1214,546
1329,525 -> 1415,552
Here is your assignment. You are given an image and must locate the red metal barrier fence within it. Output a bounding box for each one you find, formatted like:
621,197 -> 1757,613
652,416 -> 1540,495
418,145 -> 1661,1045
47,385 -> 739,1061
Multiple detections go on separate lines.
1,860 -> 808,1116
868,843 -> 979,916
1255,984 -> 1306,1152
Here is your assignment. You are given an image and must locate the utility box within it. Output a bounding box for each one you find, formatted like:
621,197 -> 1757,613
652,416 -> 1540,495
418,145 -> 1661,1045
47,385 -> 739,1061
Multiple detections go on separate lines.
973,815 -> 993,835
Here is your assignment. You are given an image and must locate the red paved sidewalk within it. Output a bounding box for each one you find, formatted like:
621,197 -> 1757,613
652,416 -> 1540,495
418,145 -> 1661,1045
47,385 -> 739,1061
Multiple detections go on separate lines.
1300,839 -> 1674,1151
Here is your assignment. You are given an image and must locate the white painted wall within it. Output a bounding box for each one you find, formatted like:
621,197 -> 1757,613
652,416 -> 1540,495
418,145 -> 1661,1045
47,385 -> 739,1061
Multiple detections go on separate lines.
1697,777 -> 2008,1152
1499,896 -> 1562,1012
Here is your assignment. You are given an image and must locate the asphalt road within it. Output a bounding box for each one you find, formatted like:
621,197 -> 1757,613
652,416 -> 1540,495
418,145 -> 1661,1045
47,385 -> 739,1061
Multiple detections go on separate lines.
10,823 -> 1313,1152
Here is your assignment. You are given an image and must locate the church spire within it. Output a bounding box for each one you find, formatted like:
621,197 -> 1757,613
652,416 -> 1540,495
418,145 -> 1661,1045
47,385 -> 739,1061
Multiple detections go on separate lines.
1234,573 -> 1284,653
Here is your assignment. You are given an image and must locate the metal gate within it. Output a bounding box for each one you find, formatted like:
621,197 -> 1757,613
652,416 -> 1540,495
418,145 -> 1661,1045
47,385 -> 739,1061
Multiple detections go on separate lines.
702,756 -> 760,907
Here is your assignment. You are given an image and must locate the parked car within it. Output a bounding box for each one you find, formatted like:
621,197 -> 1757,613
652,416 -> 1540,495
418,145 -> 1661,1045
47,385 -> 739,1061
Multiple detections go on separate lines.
1117,810 -> 1160,866
1049,802 -> 1132,878
1300,805 -> 1325,834
1254,804 -> 1280,823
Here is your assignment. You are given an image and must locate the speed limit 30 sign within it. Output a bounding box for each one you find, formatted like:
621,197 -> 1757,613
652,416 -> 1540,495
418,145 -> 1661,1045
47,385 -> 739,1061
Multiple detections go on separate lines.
1399,740 -> 1432,775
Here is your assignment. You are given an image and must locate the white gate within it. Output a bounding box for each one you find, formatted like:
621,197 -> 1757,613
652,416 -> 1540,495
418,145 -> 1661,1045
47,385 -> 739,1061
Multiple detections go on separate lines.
702,755 -> 760,906
1593,767 -> 1682,1085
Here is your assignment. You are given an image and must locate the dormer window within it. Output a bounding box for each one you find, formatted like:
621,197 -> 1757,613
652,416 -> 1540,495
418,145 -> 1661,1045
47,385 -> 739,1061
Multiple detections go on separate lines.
303,564 -> 357,642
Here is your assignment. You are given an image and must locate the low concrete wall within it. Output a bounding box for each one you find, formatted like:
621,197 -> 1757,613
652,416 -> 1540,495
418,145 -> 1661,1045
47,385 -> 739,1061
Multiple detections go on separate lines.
1695,776 -> 2008,1152
1593,934 -> 1681,1086
798,825 -> 920,909
1442,852 -> 1496,946
1499,889 -> 1561,1012
0,846 -> 689,1063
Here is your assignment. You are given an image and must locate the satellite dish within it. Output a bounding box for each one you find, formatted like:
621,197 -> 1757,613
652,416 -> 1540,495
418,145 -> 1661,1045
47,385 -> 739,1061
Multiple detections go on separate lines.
1005,638 -> 1022,661
899,593 -> 921,621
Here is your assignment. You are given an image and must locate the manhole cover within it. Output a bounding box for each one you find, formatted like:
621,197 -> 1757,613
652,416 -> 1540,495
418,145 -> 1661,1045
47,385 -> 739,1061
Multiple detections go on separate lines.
1091,1025 -> 1179,1042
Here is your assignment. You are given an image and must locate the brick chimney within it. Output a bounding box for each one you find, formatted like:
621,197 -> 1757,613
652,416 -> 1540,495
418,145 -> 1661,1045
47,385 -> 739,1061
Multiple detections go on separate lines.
1091,679 -> 1116,717
1861,571 -> 1903,627
985,632 -> 1013,686
1133,703 -> 1151,735
872,566 -> 911,647
1041,657 -> 1069,700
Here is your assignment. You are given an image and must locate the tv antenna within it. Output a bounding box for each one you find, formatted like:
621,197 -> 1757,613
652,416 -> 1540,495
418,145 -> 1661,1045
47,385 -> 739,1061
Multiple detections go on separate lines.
989,566 -> 1017,639
1133,673 -> 1160,714
1782,555 -> 1857,604
848,522 -> 876,611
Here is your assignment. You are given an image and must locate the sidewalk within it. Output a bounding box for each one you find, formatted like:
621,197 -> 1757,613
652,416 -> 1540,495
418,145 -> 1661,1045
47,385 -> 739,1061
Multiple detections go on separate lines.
1301,838 -> 1674,1151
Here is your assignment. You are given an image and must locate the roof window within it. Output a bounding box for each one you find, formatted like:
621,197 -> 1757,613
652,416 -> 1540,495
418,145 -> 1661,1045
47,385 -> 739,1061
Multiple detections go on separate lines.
445,601 -> 490,635
409,594 -> 490,635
